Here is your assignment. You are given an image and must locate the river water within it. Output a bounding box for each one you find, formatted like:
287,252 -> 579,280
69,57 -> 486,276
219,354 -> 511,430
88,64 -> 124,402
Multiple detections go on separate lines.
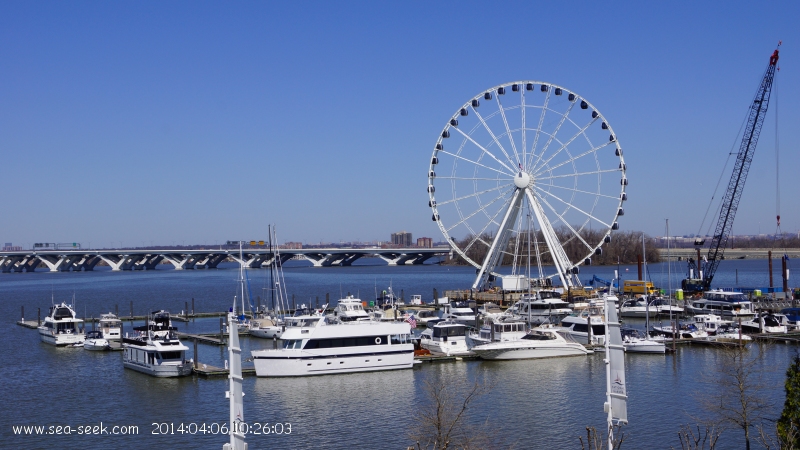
1,259 -> 795,449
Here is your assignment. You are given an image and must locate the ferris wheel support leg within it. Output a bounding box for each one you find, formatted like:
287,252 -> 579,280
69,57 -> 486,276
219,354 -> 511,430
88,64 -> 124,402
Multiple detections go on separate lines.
472,189 -> 524,290
526,190 -> 575,288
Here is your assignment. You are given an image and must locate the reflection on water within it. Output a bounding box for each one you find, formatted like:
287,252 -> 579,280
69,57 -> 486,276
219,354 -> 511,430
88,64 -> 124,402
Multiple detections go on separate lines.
0,260 -> 793,448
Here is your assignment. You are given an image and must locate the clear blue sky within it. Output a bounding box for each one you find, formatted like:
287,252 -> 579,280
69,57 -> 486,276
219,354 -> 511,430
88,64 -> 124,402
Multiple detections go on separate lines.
2,1 -> 798,248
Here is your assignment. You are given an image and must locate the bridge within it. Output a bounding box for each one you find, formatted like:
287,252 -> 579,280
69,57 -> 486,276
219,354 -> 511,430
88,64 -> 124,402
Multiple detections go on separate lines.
0,247 -> 451,273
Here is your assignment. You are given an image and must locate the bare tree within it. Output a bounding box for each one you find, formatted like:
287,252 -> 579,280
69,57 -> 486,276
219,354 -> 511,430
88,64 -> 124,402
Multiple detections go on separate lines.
699,344 -> 776,450
408,378 -> 496,450
672,424 -> 721,450
578,425 -> 626,450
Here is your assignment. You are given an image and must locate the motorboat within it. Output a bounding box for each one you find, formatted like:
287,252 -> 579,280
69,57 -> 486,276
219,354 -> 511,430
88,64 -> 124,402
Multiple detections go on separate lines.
132,310 -> 176,338
505,292 -> 572,325
467,318 -> 528,348
84,330 -> 110,351
38,302 -> 86,346
560,299 -> 607,345
477,302 -> 505,321
702,323 -> 752,343
650,297 -> 684,315
691,314 -> 731,335
439,301 -> 477,326
620,328 -> 665,354
740,312 -> 788,334
685,289 -> 755,319
652,322 -> 708,339
122,327 -> 193,377
618,296 -> 657,319
332,295 -> 371,322
411,309 -> 438,327
419,320 -> 473,357
470,324 -> 590,360
781,307 -> 800,330
409,294 -> 424,305
98,313 -> 122,341
249,314 -> 284,339
251,314 -> 414,377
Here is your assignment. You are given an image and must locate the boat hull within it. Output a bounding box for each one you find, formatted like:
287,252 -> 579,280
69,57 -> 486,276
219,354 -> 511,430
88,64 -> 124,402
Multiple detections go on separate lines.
38,329 -> 85,346
249,327 -> 283,339
252,347 -> 414,377
123,360 -> 193,377
472,343 -> 589,360
84,338 -> 110,351
623,341 -> 666,354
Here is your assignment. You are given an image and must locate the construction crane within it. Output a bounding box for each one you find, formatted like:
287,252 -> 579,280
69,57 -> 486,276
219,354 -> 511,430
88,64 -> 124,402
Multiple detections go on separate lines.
682,44 -> 781,294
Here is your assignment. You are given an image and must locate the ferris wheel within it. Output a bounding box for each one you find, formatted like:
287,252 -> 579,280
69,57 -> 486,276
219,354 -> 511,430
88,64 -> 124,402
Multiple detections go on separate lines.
427,81 -> 627,289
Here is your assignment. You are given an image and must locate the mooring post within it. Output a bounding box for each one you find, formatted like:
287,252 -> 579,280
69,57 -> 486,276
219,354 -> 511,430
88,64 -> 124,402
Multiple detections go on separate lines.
769,250 -> 774,288
185,301 -> 189,320
782,255 -> 789,301
115,304 -> 119,317
38,307 -> 41,326
193,339 -> 198,369
316,296 -> 319,309
130,301 -> 133,320
191,298 -> 195,316
273,335 -> 277,350
292,294 -> 296,312
219,317 -> 224,345
21,306 -> 24,323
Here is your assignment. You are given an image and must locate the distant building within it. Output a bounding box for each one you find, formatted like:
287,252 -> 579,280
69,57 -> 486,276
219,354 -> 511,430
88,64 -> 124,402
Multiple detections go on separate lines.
282,242 -> 303,249
2,243 -> 22,251
391,231 -> 413,247
416,237 -> 433,248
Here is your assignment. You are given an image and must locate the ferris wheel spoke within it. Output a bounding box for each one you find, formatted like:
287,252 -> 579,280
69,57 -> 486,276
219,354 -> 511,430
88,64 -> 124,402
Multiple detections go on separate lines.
530,191 -> 595,253
446,189 -> 513,234
439,150 -> 513,177
437,183 -> 509,207
469,106 -> 519,169
520,89 -> 527,170
535,168 -> 621,181
528,88 -> 552,170
531,117 -> 599,173
540,183 -> 620,200
495,95 -> 521,167
530,101 -> 577,172
534,141 -> 615,177
533,185 -> 612,229
462,196 -> 516,254
450,127 -> 516,175
438,176 -> 507,181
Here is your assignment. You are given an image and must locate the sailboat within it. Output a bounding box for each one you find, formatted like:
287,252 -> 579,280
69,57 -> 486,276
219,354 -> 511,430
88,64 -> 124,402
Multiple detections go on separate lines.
249,226 -> 289,340
622,233 -> 665,354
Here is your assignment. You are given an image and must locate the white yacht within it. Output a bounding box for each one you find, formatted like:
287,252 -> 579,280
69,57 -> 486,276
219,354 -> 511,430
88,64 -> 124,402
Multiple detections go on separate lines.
251,315 -> 414,377
467,319 -> 527,348
98,313 -> 122,341
470,324 -> 590,360
132,310 -> 176,337
650,297 -> 684,316
620,328 -> 665,354
691,314 -> 731,335
740,312 -> 788,334
419,320 -> 473,356
249,314 -> 284,339
652,322 -> 708,339
38,302 -> 86,346
618,296 -> 658,319
477,302 -> 505,321
411,309 -> 438,327
505,292 -> 572,325
333,295 -> 371,322
84,330 -> 110,351
685,290 -> 754,318
122,327 -> 193,377
440,301 -> 477,326
560,300 -> 607,345
703,323 -> 752,343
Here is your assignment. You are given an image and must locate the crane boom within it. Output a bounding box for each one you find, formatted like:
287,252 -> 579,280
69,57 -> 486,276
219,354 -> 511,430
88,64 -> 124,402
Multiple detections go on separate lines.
690,46 -> 780,292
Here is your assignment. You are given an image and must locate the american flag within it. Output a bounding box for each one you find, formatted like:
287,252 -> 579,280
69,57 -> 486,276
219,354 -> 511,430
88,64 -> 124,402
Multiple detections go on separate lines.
405,314 -> 417,329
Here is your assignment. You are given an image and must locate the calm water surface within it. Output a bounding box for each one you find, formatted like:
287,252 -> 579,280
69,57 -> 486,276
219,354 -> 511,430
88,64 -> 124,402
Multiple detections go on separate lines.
1,259 -> 795,449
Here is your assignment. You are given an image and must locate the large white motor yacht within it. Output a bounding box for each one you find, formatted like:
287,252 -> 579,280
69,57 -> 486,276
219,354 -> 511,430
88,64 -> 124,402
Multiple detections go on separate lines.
618,296 -> 658,319
505,292 -> 572,325
470,324 -> 590,360
467,318 -> 527,348
251,314 -> 414,377
560,299 -> 607,345
122,327 -> 193,377
98,313 -> 122,341
419,320 -> 473,356
38,302 -> 86,346
332,295 -> 371,322
439,301 -> 477,326
685,290 -> 754,318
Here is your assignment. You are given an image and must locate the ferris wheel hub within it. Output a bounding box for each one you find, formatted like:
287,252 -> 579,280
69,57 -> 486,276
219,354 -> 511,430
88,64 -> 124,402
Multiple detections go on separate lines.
514,171 -> 532,189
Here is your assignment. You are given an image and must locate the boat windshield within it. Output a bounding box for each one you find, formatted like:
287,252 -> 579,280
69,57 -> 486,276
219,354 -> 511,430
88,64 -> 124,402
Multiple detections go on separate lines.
522,331 -> 556,341
297,318 -> 319,327
433,326 -> 465,338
